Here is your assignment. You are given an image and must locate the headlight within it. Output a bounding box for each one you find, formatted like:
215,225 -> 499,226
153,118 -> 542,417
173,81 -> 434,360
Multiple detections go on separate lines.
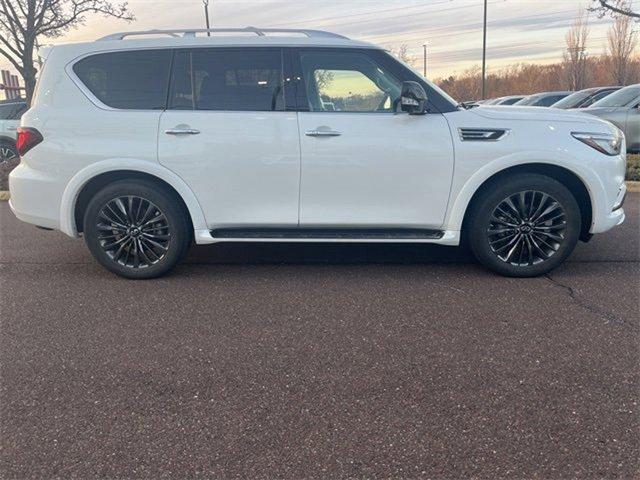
572,132 -> 623,156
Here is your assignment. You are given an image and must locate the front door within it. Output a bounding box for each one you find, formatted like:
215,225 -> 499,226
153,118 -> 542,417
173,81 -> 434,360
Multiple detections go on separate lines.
295,49 -> 454,229
158,48 -> 300,228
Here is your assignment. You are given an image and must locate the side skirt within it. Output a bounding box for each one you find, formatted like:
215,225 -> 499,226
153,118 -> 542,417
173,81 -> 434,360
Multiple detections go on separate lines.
193,228 -> 461,246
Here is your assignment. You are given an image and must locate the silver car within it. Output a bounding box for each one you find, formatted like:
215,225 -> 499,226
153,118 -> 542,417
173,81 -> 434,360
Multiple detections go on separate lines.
513,91 -> 573,107
586,84 -> 640,153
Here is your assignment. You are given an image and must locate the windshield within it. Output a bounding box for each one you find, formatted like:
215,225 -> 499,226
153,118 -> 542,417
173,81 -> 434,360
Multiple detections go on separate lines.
500,96 -> 523,105
590,85 -> 640,108
552,89 -> 594,108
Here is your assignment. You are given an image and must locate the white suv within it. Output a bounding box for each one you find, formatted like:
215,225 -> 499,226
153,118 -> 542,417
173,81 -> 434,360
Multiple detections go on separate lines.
9,28 -> 627,279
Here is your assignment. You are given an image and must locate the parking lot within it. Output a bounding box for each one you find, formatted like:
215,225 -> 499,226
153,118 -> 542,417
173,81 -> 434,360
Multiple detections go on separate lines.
1,195 -> 638,478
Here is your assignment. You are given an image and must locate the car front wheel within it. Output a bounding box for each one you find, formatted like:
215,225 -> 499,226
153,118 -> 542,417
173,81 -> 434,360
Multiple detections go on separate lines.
467,173 -> 581,277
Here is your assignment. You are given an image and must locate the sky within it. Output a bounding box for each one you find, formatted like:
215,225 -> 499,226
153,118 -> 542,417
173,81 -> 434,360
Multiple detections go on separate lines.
0,0 -> 635,80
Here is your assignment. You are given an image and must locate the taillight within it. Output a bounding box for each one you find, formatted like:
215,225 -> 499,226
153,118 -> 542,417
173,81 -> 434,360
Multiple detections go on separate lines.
16,127 -> 43,156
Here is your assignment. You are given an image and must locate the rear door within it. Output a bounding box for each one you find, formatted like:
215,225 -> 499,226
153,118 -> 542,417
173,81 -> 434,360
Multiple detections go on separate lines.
158,48 -> 300,228
294,48 -> 454,228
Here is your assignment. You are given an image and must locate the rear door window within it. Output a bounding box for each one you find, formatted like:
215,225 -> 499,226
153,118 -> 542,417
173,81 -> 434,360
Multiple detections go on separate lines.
538,95 -> 567,107
73,50 -> 172,109
168,48 -> 285,111
0,104 -> 14,119
582,89 -> 616,107
12,103 -> 27,119
0,102 -> 27,119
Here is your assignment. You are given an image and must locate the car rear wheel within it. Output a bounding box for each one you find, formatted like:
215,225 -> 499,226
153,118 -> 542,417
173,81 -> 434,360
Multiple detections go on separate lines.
83,180 -> 191,279
467,173 -> 581,277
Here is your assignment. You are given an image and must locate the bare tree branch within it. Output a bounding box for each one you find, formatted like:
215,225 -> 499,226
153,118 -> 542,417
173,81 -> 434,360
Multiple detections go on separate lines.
563,9 -> 591,90
590,0 -> 640,19
0,46 -> 24,73
0,29 -> 23,58
606,13 -> 638,84
0,0 -> 134,101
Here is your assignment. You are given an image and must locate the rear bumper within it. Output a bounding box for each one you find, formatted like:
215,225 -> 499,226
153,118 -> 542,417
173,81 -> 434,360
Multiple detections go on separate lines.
8,163 -> 62,230
8,199 -> 58,229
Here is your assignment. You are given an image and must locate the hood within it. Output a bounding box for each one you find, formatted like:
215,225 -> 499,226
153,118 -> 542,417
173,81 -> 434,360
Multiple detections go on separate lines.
584,106 -> 625,115
471,105 -> 595,124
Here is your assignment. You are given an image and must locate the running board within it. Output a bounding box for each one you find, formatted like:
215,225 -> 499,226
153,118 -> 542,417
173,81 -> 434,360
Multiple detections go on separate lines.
193,228 -> 461,246
209,228 -> 445,240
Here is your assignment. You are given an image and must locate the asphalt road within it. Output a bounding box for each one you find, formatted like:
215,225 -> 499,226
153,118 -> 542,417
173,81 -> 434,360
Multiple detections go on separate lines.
1,196 -> 639,479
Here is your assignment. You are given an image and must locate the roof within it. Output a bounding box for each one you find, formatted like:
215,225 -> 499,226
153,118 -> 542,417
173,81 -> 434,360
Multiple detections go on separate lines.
528,91 -> 573,96
45,27 -> 377,55
98,27 -> 349,41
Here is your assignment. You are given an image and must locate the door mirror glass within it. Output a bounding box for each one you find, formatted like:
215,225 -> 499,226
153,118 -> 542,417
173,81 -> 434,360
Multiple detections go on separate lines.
400,81 -> 428,115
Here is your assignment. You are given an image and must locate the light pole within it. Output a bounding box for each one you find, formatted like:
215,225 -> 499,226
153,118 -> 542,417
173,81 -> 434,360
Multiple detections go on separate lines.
481,0 -> 488,99
203,0 -> 211,36
423,43 -> 427,77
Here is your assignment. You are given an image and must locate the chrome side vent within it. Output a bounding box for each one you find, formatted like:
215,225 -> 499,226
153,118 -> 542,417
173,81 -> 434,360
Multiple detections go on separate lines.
459,128 -> 510,141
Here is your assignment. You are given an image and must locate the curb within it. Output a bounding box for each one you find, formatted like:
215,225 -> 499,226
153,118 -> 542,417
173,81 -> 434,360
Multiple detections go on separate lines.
1,183 -> 639,201
627,181 -> 640,193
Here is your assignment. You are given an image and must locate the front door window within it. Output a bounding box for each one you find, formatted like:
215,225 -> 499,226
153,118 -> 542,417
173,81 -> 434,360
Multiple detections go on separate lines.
299,51 -> 402,113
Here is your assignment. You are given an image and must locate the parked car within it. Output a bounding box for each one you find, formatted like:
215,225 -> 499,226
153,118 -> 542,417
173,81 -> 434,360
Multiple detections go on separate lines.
9,27 -> 627,279
514,91 -> 573,107
585,84 -> 640,153
461,100 -> 485,107
485,95 -> 526,106
552,86 -> 621,109
0,99 -> 27,163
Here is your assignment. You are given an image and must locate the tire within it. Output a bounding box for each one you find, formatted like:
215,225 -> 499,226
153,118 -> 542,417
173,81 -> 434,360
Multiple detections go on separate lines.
83,180 -> 192,279
0,141 -> 18,163
466,173 -> 581,277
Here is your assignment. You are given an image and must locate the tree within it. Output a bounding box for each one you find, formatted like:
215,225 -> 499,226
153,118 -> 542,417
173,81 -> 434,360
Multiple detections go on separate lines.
0,0 -> 134,102
606,13 -> 638,84
434,57 -> 640,102
590,0 -> 639,19
563,10 -> 590,90
314,70 -> 334,91
391,44 -> 412,65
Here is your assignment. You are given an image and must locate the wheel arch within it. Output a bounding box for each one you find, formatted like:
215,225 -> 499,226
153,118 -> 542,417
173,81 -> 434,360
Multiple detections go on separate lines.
456,163 -> 593,241
60,161 -> 208,237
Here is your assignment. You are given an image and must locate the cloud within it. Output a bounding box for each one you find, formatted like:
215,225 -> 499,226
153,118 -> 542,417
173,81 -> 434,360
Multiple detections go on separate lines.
0,0 -> 617,81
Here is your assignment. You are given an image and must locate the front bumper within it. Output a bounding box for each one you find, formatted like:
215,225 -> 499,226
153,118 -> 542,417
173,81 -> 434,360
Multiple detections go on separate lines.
591,182 -> 626,234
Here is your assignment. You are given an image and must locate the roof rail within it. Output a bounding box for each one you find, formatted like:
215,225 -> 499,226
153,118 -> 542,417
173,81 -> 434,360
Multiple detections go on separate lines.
97,27 -> 348,41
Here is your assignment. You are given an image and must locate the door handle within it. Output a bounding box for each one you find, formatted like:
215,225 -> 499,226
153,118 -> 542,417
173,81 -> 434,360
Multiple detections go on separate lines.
6,126 -> 16,131
165,128 -> 200,135
305,129 -> 342,137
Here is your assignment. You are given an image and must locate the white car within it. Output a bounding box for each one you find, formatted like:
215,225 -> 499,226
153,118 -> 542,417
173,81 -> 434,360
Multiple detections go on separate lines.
0,99 -> 27,163
9,28 -> 627,279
